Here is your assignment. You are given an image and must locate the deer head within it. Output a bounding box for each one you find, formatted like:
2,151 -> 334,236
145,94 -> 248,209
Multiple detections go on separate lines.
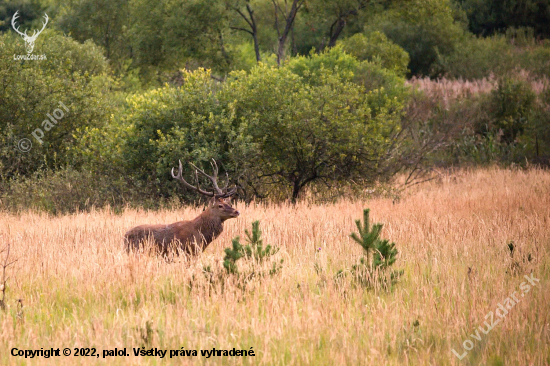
207,196 -> 240,220
12,11 -> 49,54
171,159 -> 239,219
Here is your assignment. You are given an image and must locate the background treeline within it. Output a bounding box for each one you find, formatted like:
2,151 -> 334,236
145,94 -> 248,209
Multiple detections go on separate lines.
1,0 -> 549,213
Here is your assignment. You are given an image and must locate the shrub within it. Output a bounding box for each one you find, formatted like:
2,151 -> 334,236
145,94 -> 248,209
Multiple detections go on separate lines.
84,68 -> 247,202
436,31 -> 550,80
436,35 -> 516,79
530,87 -> 550,162
478,77 -> 536,145
0,31 -> 113,180
0,166 -> 138,214
89,49 -> 409,204
339,32 -> 410,77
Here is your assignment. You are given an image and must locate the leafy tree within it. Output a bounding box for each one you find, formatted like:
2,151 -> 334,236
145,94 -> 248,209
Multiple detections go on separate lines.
272,0 -> 305,65
226,0 -> 262,62
292,0 -> 379,53
152,0 -> 232,73
317,0 -> 372,48
88,48 -> 407,203
57,0 -> 231,81
0,31 -> 113,179
225,49 -> 405,202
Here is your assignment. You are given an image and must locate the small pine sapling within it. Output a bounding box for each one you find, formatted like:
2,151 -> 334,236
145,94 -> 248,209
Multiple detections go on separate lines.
347,209 -> 402,288
223,220 -> 282,276
350,209 -> 382,265
223,237 -> 244,274
243,221 -> 279,262
373,239 -> 398,268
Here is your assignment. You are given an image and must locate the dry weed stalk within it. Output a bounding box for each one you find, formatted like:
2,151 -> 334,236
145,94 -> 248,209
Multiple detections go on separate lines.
0,242 -> 17,311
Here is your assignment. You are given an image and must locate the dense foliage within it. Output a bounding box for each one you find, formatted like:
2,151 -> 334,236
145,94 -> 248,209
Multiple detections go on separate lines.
1,0 -> 549,212
0,31 -> 113,179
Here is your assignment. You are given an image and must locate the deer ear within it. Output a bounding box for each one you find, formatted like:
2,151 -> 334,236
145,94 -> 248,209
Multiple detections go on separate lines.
224,197 -> 232,203
209,197 -> 217,206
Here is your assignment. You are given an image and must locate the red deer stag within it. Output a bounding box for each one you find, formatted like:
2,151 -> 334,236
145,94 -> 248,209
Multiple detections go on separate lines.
124,159 -> 239,255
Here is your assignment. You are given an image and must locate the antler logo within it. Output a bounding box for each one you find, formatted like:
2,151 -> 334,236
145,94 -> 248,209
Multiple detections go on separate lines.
11,11 -> 49,54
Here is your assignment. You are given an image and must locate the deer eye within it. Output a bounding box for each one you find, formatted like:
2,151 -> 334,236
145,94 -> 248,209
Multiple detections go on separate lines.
218,204 -> 223,208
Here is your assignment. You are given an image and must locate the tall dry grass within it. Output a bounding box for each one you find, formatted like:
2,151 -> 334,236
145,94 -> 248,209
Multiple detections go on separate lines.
409,73 -> 549,99
0,167 -> 549,365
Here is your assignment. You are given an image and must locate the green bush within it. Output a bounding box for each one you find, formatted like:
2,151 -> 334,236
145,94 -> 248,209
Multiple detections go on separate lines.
79,48 -> 409,204
530,87 -> 550,161
0,31 -> 113,180
339,32 -> 410,77
420,75 -> 550,166
78,68 -> 246,202
479,77 -> 536,145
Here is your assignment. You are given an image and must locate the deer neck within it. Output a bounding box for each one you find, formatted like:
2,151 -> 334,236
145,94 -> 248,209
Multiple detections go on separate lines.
194,209 -> 224,243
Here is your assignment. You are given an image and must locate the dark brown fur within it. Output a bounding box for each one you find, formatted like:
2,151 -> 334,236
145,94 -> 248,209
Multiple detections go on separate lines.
124,198 -> 239,255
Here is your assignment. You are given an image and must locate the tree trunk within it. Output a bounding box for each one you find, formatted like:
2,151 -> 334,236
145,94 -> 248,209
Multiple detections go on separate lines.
291,180 -> 301,204
247,4 -> 261,62
230,2 -> 261,63
325,1 -> 370,50
274,0 -> 303,66
327,18 -> 347,48
252,26 -> 261,62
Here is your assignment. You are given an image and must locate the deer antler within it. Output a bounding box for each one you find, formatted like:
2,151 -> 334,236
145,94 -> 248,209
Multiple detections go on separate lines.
11,11 -> 28,38
28,13 -> 49,40
171,159 -> 237,198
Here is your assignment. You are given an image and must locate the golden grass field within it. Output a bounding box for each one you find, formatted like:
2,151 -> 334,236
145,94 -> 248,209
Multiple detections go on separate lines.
0,167 -> 549,365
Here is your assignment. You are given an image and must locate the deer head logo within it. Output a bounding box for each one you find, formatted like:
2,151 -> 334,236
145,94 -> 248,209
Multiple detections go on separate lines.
11,11 -> 49,54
